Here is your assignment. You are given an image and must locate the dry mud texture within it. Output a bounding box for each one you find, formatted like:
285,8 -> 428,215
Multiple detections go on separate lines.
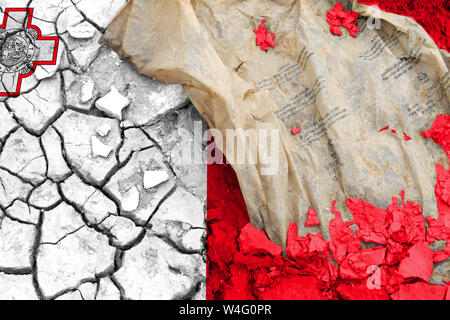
0,0 -> 207,300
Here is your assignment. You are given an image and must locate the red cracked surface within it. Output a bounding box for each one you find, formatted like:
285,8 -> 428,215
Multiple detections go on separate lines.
254,19 -> 275,51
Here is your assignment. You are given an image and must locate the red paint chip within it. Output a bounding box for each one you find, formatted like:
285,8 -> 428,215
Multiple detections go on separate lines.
326,2 -> 360,37
398,241 -> 434,282
254,19 -> 275,51
329,200 -> 362,264
339,247 -> 386,280
346,198 -> 390,244
305,208 -> 320,227
291,126 -> 301,135
238,223 -> 283,257
403,132 -> 412,141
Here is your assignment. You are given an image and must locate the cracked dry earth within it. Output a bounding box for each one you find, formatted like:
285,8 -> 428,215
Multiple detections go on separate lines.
0,0 -> 207,300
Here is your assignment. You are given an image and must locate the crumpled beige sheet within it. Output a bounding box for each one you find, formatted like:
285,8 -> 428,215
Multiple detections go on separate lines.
104,0 -> 450,248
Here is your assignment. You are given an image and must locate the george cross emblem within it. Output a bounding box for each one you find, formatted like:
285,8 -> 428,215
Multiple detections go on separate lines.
0,8 -> 59,96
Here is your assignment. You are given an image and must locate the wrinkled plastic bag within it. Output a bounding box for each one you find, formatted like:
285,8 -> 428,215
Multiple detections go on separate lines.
104,0 -> 449,248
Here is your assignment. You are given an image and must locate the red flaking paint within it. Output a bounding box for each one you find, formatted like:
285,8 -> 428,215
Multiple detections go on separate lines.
305,208 -> 320,227
326,2 -> 360,37
379,125 -> 389,132
329,200 -> 362,264
254,19 -> 275,51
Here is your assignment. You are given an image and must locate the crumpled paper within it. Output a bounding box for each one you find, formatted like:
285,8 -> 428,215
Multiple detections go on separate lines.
104,0 -> 449,248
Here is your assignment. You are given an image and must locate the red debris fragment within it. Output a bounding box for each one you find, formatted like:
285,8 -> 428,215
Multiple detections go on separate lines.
422,115 -> 450,268
339,246 -> 386,280
398,241 -> 434,282
422,115 -> 450,243
337,282 -> 389,300
385,192 -> 427,245
258,275 -> 327,300
254,19 -> 275,51
291,126 -> 301,135
426,166 -> 450,242
433,244 -> 450,263
403,132 -> 412,141
238,223 -> 283,257
305,208 -> 320,227
392,281 -> 448,300
379,126 -> 412,141
329,200 -> 361,264
308,233 -> 329,254
287,223 -> 330,259
385,238 -> 408,266
384,269 -> 404,294
422,115 -> 450,161
346,198 -> 390,244
326,2 -> 360,37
